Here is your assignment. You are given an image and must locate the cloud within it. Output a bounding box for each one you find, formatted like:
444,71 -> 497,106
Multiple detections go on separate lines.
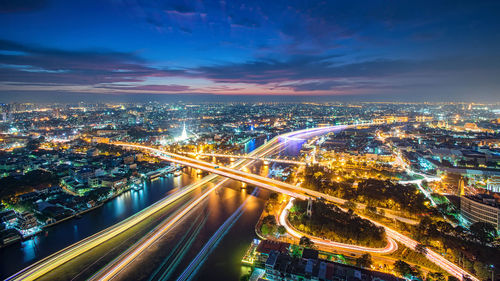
290,81 -> 350,92
3,35 -> 497,97
229,15 -> 260,28
0,39 -> 181,85
191,55 -> 342,84
98,84 -> 191,92
164,3 -> 196,15
198,52 -> 498,81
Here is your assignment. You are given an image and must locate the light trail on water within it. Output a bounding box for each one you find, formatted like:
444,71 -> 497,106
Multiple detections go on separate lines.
10,124 -> 477,281
175,188 -> 260,281
90,126 -> 350,281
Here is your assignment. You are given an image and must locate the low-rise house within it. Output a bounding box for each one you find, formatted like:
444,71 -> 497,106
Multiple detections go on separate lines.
101,176 -> 127,189
17,212 -> 38,231
264,250 -> 403,281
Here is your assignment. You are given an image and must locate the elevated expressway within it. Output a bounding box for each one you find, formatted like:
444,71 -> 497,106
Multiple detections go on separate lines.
112,145 -> 479,280
9,124 -> 477,281
7,125 -> 349,281
278,199 -> 398,254
184,152 -> 306,165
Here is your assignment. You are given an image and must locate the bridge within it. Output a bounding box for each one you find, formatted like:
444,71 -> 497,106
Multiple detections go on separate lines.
8,125 -> 350,281
112,143 -> 477,281
8,124 -> 477,281
185,152 -> 307,165
120,144 -> 318,200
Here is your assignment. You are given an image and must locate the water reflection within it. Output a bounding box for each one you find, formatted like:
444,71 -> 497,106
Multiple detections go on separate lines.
1,135 -> 308,280
21,238 -> 37,263
0,169 -> 195,279
244,139 -> 256,153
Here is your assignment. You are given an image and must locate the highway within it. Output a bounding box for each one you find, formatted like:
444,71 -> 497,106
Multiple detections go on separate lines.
8,123 -> 477,281
124,143 -> 420,224
278,198 -> 398,254
114,144 -> 478,280
7,125 -> 349,281
280,196 -> 477,281
185,152 -> 306,165
86,125 -> 353,281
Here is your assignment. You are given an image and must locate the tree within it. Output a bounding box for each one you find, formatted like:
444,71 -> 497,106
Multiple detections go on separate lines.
86,187 -> 111,201
469,222 -> 497,245
26,137 -> 44,151
365,206 -> 378,215
290,244 -> 302,258
355,253 -> 372,268
277,225 -> 286,235
269,193 -> 279,202
394,260 -> 414,277
299,236 -> 314,248
426,272 -> 445,281
262,215 -> 276,226
261,223 -> 271,236
473,261 -> 490,281
289,199 -> 386,248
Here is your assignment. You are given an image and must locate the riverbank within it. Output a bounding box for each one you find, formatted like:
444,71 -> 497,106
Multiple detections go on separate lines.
43,185 -> 134,230
0,188 -> 132,248
0,170 -> 197,279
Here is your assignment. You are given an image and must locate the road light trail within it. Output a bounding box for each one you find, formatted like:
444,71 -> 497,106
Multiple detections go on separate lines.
88,179 -> 230,281
6,175 -> 217,281
147,210 -> 208,281
186,152 -> 306,165
90,126 -> 351,281
278,198 -> 398,254
113,127 -> 478,280
6,124 -> 293,281
11,123 -> 476,281
84,141 -> 285,281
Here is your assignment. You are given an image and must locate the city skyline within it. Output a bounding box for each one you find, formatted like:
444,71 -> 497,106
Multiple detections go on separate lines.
0,2 -> 500,281
0,102 -> 499,280
1,1 -> 500,102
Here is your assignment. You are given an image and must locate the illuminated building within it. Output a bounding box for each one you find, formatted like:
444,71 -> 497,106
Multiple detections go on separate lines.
176,123 -> 189,142
461,194 -> 500,232
487,176 -> 500,193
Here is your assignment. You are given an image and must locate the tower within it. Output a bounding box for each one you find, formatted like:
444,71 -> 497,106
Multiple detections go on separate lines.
180,123 -> 188,141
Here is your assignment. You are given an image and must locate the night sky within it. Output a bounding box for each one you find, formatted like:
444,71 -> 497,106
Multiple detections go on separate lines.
1,0 -> 500,102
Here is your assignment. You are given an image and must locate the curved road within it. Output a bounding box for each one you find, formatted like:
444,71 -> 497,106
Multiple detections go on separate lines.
278,198 -> 398,254
115,140 -> 478,280
7,125 -> 350,281
8,124 -> 477,281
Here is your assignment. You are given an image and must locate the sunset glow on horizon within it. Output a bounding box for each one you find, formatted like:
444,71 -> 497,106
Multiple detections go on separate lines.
1,0 -> 499,102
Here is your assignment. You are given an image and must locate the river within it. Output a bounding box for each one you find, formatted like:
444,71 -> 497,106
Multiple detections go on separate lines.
0,136 -> 307,280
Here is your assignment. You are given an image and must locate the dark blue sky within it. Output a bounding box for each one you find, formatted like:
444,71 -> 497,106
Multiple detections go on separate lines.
0,0 -> 499,101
